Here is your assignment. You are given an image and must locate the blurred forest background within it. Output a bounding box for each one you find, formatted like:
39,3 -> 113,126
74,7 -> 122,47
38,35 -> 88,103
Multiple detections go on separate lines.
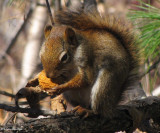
0,0 -> 160,130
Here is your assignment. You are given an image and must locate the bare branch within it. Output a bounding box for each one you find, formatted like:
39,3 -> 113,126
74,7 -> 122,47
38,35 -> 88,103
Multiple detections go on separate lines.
0,6 -> 32,61
0,90 -> 15,98
45,0 -> 54,25
140,57 -> 160,78
0,101 -> 28,106
0,103 -> 56,118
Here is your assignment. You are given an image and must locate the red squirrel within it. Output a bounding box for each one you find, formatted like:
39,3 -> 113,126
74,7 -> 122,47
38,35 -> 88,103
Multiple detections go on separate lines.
39,9 -> 139,117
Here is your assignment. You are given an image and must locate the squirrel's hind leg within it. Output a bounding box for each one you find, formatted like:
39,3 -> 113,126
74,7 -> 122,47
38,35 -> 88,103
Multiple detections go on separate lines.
91,68 -> 125,117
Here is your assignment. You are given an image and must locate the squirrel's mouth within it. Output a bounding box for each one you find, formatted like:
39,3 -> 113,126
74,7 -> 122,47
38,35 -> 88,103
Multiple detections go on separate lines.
50,74 -> 67,84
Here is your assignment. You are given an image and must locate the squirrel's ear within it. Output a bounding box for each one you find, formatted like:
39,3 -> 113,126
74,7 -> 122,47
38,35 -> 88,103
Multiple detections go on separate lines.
44,25 -> 52,39
65,28 -> 78,46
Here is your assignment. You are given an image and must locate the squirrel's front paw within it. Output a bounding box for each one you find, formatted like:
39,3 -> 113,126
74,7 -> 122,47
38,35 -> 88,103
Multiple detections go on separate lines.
15,87 -> 41,110
44,85 -> 64,96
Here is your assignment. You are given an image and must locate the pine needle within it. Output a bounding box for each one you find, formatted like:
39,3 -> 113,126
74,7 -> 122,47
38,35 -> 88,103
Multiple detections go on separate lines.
128,0 -> 160,61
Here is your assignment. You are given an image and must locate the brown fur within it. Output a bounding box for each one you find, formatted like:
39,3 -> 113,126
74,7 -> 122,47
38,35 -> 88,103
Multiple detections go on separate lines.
40,9 -> 140,117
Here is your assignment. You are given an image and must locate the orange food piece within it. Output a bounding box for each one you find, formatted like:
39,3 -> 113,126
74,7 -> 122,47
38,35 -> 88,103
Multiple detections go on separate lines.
38,70 -> 58,89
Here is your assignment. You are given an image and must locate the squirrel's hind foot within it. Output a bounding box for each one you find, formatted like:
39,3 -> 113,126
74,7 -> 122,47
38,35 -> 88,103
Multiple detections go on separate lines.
71,105 -> 94,118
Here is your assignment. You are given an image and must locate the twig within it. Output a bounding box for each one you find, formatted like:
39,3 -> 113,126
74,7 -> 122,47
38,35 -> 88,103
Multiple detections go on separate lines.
0,6 -> 33,60
2,112 -> 17,125
45,0 -> 54,25
0,90 -> 15,98
140,57 -> 160,78
0,103 -> 56,117
0,101 -> 28,106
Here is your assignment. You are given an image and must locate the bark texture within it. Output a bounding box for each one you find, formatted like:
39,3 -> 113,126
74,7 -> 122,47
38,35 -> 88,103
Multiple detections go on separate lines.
0,96 -> 160,133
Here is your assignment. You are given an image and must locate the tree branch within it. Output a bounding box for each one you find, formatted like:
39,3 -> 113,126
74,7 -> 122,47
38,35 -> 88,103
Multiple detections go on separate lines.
0,96 -> 160,132
0,90 -> 15,98
0,103 -> 56,118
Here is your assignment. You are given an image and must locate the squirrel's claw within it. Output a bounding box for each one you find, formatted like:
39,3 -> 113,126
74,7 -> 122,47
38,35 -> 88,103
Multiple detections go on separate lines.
15,87 -> 29,107
15,87 -> 41,109
26,77 -> 39,87
71,105 -> 94,118
44,86 -> 63,96
15,77 -> 40,107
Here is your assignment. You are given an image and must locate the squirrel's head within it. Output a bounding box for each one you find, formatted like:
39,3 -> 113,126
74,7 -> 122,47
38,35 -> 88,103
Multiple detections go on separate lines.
40,25 -> 78,82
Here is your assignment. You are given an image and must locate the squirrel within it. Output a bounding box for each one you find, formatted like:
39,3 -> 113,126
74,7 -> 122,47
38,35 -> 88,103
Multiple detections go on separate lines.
39,9 -> 139,117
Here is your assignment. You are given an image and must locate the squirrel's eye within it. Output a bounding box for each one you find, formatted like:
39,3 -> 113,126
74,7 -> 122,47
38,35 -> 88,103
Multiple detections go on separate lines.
59,51 -> 69,63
